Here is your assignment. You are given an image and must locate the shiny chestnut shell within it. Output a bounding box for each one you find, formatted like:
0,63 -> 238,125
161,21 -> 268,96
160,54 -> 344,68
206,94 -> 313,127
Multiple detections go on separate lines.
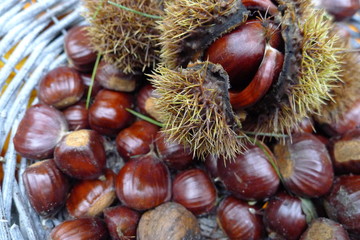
22,159 -> 70,218
274,133 -> 334,197
324,175 -> 360,238
155,132 -> 193,170
172,168 -> 216,215
54,129 -> 106,179
115,120 -> 159,161
218,144 -> 279,201
63,102 -> 89,130
263,192 -> 307,240
115,152 -> 171,211
38,66 -> 84,109
49,217 -> 109,240
13,104 -> 68,160
66,169 -> 116,218
217,196 -> 264,240
89,89 -> 134,136
64,25 -> 97,72
104,206 -> 141,240
300,217 -> 350,240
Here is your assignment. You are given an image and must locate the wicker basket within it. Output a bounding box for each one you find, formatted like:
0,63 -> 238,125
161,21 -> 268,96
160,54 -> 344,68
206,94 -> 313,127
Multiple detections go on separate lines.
0,1 -> 359,240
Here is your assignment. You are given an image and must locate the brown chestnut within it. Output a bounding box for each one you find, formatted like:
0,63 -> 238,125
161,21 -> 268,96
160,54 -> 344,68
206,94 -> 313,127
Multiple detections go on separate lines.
104,206 -> 141,240
300,217 -> 350,240
324,175 -> 360,238
66,169 -> 116,218
274,133 -> 334,197
172,168 -> 216,215
217,144 -> 280,201
319,0 -> 360,21
49,217 -> 109,240
329,129 -> 360,174
22,159 -> 70,218
217,196 -> 264,240
62,102 -> 89,130
263,192 -> 307,240
64,25 -> 97,72
155,131 -> 193,170
13,104 -> 68,160
54,129 -> 106,179
96,60 -> 142,92
136,84 -> 162,121
80,72 -> 102,97
115,152 -> 171,211
115,120 -> 159,161
38,66 -> 84,109
89,89 -> 134,136
137,202 -> 201,240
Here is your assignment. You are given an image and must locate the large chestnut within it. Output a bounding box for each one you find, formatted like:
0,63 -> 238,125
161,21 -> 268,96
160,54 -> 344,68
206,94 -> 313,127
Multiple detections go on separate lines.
89,89 -> 134,136
217,196 -> 264,240
217,144 -> 279,201
54,129 -> 106,179
23,159 -> 70,218
13,104 -> 68,160
172,168 -> 216,215
64,25 -> 97,72
66,169 -> 116,218
115,151 -> 171,211
273,133 -> 334,197
38,66 -> 84,109
115,120 -> 159,161
49,217 -> 109,240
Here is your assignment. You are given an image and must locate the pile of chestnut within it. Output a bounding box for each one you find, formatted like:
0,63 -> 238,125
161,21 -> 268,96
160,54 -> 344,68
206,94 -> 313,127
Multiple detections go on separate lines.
12,22 -> 360,240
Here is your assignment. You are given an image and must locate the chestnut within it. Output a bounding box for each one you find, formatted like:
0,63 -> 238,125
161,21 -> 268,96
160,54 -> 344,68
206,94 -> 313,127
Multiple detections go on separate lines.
273,133 -> 334,197
204,154 -> 219,179
62,102 -> 89,130
324,175 -> 360,238
115,151 -> 171,211
263,192 -> 307,240
217,144 -> 280,201
137,202 -> 201,240
22,159 -> 70,218
95,60 -> 142,92
49,217 -> 109,240
104,206 -> 141,240
172,168 -> 216,215
300,217 -> 350,240
89,89 -> 135,136
80,72 -> 102,97
38,66 -> 85,109
136,83 -> 162,121
66,169 -> 116,218
54,129 -> 106,180
155,131 -> 193,170
64,25 -> 97,72
319,0 -> 360,21
217,196 -> 264,240
328,129 -> 360,174
115,120 -> 159,161
13,104 -> 68,160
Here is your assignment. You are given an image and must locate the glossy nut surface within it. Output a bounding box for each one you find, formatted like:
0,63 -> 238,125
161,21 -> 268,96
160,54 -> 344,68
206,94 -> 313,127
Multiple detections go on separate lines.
54,129 -> 106,179
23,159 -> 70,218
63,102 -> 89,130
38,66 -> 84,109
13,104 -> 68,160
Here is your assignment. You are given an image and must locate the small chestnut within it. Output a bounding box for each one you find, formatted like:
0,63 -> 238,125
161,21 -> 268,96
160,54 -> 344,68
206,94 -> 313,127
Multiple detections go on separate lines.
115,120 -> 159,161
38,66 -> 84,109
22,159 -> 70,218
62,102 -> 89,130
13,104 -> 68,160
64,25 -> 97,72
115,151 -> 171,211
300,217 -> 350,240
172,168 -> 216,215
66,169 -> 116,218
136,83 -> 162,121
89,89 -> 135,136
54,129 -> 106,179
49,217 -> 109,240
104,206 -> 141,240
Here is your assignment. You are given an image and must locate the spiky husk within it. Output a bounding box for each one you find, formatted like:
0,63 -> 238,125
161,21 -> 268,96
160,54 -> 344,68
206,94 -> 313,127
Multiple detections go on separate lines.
158,0 -> 248,69
244,0 -> 342,135
149,62 -> 246,160
82,0 -> 163,73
